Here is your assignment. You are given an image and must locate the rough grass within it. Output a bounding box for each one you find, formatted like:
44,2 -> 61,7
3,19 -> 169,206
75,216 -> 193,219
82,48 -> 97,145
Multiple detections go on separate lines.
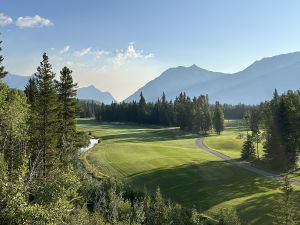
77,118 -> 300,225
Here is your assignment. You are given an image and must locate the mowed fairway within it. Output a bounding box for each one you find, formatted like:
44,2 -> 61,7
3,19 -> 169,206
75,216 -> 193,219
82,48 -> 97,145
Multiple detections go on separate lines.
78,119 -> 300,225
204,120 -> 264,160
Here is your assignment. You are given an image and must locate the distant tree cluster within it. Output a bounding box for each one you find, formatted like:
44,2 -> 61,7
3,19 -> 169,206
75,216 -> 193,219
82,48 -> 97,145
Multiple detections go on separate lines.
222,103 -> 259,119
77,100 -> 99,118
86,92 -> 225,134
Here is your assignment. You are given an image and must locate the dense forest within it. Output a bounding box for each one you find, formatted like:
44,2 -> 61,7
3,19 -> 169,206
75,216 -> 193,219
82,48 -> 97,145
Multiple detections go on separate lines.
79,92 -> 225,135
0,40 -> 243,224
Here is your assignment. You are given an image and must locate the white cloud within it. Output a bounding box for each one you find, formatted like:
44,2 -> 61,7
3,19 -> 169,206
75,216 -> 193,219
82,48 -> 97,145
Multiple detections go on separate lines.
59,45 -> 70,54
113,42 -> 154,65
16,15 -> 53,28
74,47 -> 110,57
93,50 -> 111,58
0,13 -> 13,26
74,47 -> 91,57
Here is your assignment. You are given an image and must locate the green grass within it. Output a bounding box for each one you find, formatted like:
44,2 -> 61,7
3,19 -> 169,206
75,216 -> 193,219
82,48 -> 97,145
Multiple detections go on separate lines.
204,119 -> 300,181
204,120 -> 264,160
77,118 -> 300,225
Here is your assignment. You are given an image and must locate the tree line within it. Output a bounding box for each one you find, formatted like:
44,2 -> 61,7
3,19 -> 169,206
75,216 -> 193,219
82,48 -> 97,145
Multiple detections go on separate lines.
79,92 -> 225,135
223,103 -> 260,119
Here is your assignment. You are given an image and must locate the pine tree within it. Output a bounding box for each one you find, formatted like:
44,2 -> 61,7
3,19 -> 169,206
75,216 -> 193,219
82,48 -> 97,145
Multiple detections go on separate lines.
244,111 -> 251,135
0,37 -> 7,79
249,108 -> 260,135
138,92 -> 147,123
213,101 -> 224,135
241,135 -> 256,160
273,88 -> 279,100
24,78 -> 38,105
193,95 -> 212,133
158,92 -> 168,125
56,66 -> 78,165
34,53 -> 59,177
262,92 -> 300,171
24,78 -> 40,181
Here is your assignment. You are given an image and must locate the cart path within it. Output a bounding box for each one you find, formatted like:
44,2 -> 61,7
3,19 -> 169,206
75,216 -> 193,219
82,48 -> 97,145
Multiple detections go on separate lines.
196,135 -> 300,186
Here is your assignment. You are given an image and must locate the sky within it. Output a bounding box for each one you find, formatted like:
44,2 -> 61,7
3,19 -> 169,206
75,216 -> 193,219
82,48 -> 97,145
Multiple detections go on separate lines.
1,0 -> 300,101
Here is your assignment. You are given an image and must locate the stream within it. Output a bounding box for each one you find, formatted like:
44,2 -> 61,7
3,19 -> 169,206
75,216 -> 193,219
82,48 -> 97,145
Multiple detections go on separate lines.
80,138 -> 99,153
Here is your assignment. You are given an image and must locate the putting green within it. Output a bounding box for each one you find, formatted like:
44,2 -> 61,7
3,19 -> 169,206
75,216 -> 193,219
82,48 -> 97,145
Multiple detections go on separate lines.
77,118 -> 300,225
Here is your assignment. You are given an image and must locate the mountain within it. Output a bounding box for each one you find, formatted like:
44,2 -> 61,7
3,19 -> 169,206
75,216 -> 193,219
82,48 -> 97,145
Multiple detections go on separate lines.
77,85 -> 116,104
3,73 -> 32,90
125,52 -> 300,104
2,73 -> 116,104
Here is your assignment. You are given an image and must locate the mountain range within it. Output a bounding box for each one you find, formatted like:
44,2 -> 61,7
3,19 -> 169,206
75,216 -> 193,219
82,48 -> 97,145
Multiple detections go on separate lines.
125,51 -> 300,104
2,74 -> 116,104
3,51 -> 300,105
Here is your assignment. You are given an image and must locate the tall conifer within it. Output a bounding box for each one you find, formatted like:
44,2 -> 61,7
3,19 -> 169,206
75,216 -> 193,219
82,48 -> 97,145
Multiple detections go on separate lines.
213,101 -> 224,135
34,53 -> 59,177
56,66 -> 78,165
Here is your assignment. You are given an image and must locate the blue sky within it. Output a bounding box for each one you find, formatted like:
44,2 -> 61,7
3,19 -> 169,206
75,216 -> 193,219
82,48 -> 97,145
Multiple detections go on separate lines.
1,0 -> 300,100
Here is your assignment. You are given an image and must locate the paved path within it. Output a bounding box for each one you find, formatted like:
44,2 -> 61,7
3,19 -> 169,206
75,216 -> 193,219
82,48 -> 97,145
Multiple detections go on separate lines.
196,135 -> 300,187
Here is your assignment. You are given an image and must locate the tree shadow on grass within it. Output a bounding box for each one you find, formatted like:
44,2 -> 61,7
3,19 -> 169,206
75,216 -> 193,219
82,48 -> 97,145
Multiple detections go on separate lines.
126,160 -> 292,224
77,119 -> 195,143
101,128 -> 196,143
237,190 -> 300,225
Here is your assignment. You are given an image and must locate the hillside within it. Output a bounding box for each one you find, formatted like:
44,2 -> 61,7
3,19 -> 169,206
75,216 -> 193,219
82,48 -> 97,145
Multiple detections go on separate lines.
125,52 -> 300,104
3,73 -> 116,104
77,85 -> 116,104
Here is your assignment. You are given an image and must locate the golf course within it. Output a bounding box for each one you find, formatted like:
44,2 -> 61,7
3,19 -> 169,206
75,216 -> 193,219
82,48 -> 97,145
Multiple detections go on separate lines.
78,118 -> 300,225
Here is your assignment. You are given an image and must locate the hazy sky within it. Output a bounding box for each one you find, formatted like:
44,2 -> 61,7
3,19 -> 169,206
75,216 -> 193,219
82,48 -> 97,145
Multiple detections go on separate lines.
2,0 -> 300,101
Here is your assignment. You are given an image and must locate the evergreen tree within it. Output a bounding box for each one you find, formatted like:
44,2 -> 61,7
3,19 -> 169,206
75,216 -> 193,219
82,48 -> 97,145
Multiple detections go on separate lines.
158,92 -> 169,125
138,92 -> 147,123
249,108 -> 260,135
0,37 -> 7,79
241,135 -> 256,160
34,53 -> 59,177
213,101 -> 224,135
24,78 -> 42,180
273,88 -> 279,100
174,92 -> 193,130
25,78 -> 38,105
56,66 -> 78,165
263,91 -> 300,171
193,95 -> 212,133
244,111 -> 251,135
